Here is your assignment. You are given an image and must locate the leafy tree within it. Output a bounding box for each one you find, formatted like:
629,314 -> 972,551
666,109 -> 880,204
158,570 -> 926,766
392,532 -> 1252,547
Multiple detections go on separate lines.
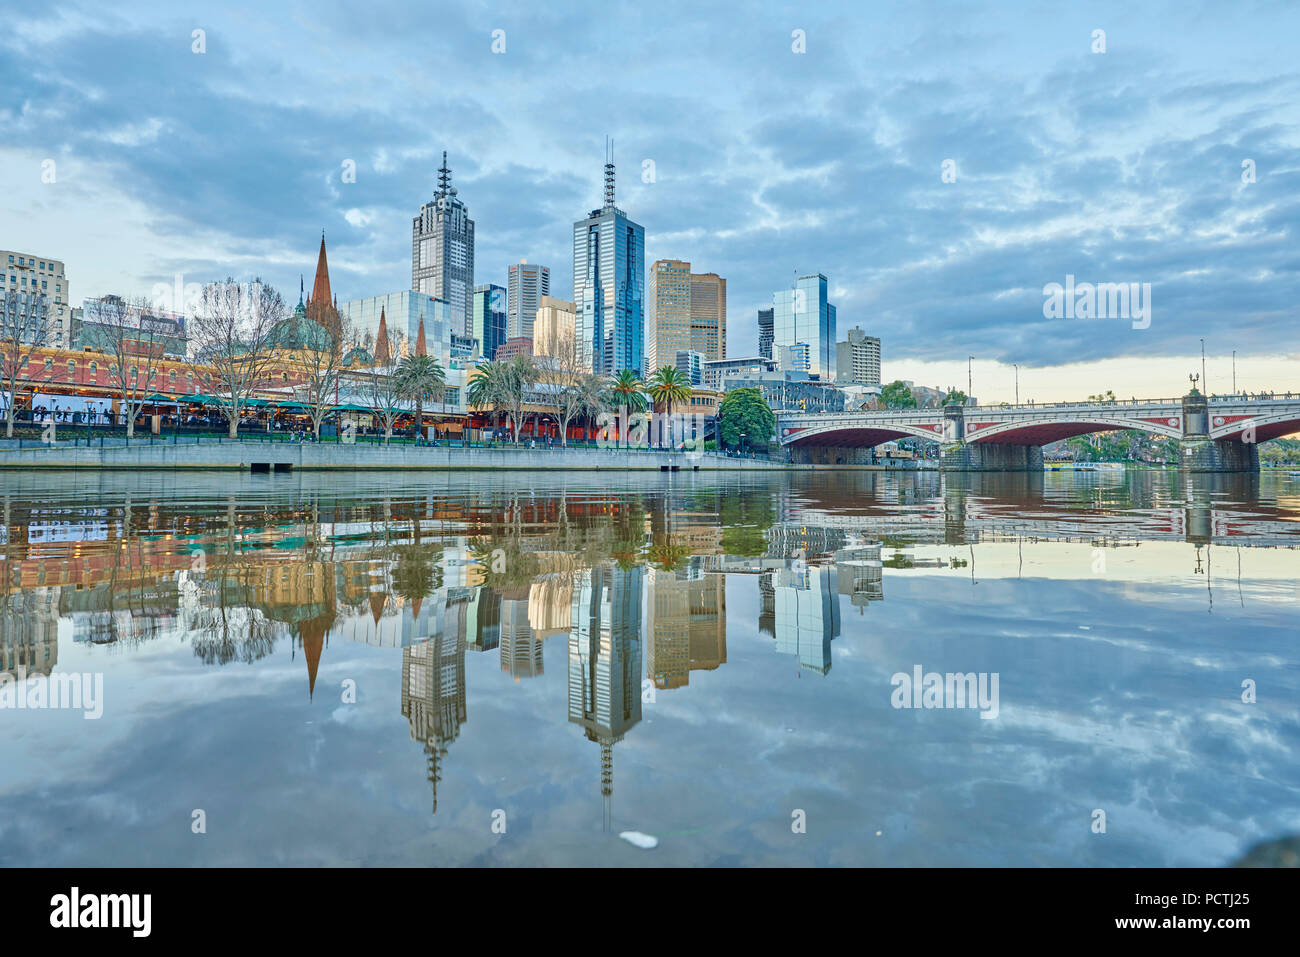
647,365 -> 693,414
608,369 -> 648,412
943,388 -> 968,406
880,380 -> 917,409
719,387 -> 775,451
394,354 -> 445,440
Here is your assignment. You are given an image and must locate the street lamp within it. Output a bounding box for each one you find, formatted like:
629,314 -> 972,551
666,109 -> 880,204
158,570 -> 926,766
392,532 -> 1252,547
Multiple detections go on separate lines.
967,356 -> 974,404
1232,350 -> 1237,395
1013,363 -> 1019,406
1200,338 -> 1206,394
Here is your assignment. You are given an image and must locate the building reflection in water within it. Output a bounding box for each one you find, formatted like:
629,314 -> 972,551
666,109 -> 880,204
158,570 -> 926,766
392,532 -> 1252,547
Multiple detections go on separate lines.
5,472 -> 1300,824
645,557 -> 726,690
568,564 -> 643,831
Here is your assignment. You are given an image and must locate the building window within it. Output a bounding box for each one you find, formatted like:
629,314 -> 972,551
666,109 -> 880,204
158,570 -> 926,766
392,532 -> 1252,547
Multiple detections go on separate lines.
44,358 -> 52,371
90,362 -> 97,375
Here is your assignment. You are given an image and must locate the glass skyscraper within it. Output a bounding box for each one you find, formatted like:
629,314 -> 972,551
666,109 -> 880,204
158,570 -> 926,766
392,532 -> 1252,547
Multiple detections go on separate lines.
772,274 -> 836,380
471,284 -> 507,360
573,153 -> 644,376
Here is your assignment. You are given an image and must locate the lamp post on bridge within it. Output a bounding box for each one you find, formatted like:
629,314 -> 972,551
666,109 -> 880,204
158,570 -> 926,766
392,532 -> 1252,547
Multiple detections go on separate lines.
1200,338 -> 1206,395
1013,363 -> 1019,406
1232,350 -> 1236,395
967,356 -> 974,405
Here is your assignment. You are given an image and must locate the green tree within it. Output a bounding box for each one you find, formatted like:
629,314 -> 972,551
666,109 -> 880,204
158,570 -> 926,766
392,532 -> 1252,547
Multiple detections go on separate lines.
608,369 -> 649,412
943,388 -> 968,406
647,365 -> 693,415
880,380 -> 917,409
394,354 -> 446,440
719,388 -> 775,452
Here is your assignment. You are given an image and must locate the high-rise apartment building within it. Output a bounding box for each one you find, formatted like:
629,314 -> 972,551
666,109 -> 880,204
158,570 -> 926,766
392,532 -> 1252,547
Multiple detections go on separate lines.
412,151 -> 474,334
573,147 -> 644,376
507,262 -> 550,340
471,284 -> 507,360
646,260 -> 726,375
772,274 -> 836,380
836,326 -> 881,386
2,250 -> 68,347
757,307 -> 774,360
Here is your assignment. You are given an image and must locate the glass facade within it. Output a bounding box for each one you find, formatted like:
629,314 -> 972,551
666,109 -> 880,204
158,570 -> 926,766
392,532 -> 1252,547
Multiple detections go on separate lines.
574,207 -> 644,376
339,291 -> 454,366
772,274 -> 836,380
471,284 -> 507,360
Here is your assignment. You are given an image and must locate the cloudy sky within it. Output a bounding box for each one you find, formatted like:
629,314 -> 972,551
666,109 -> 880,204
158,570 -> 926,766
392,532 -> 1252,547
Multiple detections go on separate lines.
2,1 -> 1298,401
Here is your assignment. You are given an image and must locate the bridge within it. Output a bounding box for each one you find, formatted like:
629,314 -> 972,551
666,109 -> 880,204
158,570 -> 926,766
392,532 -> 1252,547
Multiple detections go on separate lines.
778,392 -> 1300,471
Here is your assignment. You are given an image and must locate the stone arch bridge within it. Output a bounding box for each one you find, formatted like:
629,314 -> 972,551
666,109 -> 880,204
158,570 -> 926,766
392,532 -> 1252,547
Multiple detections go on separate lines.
779,393 -> 1300,471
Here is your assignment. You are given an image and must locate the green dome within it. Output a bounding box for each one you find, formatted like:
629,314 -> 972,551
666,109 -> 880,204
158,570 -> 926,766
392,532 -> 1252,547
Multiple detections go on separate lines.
266,315 -> 332,352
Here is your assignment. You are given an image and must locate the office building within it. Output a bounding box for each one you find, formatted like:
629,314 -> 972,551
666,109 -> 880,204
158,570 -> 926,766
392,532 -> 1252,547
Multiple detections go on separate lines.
471,284 -> 507,360
646,260 -> 726,375
507,262 -> 550,340
533,296 -> 578,359
573,147 -> 645,376
412,151 -> 475,333
702,356 -> 777,391
772,274 -> 836,380
836,327 -> 881,386
757,307 -> 774,360
340,292 -> 455,366
675,350 -> 704,386
2,250 -> 68,347
690,271 -> 725,361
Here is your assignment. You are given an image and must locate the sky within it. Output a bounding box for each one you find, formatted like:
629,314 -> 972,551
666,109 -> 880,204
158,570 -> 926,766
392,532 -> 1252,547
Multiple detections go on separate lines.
2,0 -> 1298,402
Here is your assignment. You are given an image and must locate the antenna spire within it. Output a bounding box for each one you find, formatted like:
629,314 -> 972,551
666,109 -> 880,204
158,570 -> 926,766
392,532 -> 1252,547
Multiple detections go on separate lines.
603,136 -> 616,209
437,150 -> 451,198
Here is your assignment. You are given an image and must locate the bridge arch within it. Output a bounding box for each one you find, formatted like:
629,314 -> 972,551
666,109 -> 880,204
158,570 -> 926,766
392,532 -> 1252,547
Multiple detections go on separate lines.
781,421 -> 944,447
1208,410 -> 1300,442
966,413 -> 1184,444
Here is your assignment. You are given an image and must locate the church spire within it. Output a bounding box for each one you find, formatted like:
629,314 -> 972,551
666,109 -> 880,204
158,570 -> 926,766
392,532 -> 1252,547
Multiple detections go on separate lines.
375,307 -> 391,365
310,232 -> 331,306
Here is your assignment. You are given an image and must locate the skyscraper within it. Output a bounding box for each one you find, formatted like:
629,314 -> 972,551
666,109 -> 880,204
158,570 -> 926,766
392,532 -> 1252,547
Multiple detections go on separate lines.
573,143 -> 645,376
412,151 -> 475,334
646,260 -> 726,376
646,259 -> 689,375
507,261 -> 550,340
757,307 -> 774,360
690,271 -> 725,361
772,274 -> 836,380
471,284 -> 507,360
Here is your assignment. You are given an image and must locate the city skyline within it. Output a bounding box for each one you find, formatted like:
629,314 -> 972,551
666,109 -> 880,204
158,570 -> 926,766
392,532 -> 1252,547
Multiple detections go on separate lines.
3,2 -> 1299,401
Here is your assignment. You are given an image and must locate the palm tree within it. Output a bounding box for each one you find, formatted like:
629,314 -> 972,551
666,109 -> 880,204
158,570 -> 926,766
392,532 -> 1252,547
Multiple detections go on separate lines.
467,361 -> 506,435
576,374 -> 608,446
647,365 -> 693,415
395,354 -> 445,441
608,369 -> 648,413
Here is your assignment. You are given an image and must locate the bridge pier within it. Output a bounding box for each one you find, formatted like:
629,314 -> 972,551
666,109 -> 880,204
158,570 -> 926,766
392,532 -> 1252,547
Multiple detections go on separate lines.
1178,391 -> 1258,472
786,446 -> 876,466
940,442 -> 1043,472
1178,438 -> 1259,472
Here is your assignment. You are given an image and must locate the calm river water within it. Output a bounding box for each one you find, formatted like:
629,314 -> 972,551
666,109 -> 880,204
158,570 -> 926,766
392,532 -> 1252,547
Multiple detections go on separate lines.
1,469 -> 1297,866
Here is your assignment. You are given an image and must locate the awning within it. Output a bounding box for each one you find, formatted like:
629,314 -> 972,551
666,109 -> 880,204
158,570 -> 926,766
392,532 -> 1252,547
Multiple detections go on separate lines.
330,403 -> 375,413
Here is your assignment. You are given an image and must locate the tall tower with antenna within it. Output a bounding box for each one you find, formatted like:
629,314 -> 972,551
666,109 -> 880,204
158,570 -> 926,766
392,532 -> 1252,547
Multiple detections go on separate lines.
412,149 -> 476,334
574,137 -> 645,375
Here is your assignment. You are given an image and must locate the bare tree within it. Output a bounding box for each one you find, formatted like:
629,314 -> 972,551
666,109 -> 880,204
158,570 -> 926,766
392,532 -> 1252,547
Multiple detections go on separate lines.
0,289 -> 54,438
540,331 -> 597,447
298,312 -> 353,440
92,295 -> 167,438
189,279 -> 285,438
501,354 -> 538,445
362,331 -> 408,444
